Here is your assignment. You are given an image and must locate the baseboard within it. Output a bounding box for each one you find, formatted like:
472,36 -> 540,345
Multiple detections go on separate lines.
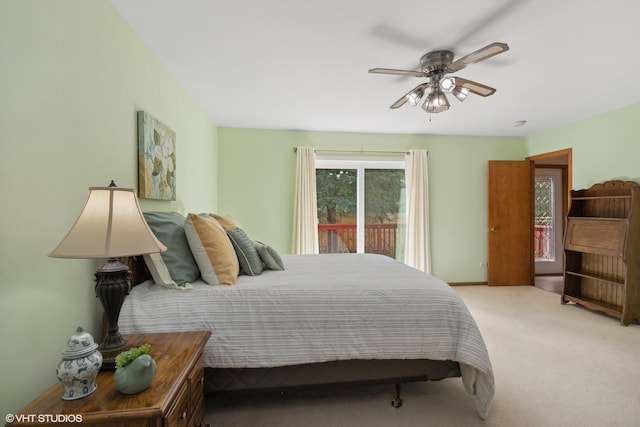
448,282 -> 487,286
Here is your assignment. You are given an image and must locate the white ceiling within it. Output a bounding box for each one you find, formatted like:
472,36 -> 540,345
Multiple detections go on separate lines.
109,0 -> 640,137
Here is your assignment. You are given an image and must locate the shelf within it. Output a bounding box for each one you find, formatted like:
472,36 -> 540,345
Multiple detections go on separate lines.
571,196 -> 632,200
562,180 -> 640,325
566,216 -> 626,221
565,270 -> 625,287
562,294 -> 622,319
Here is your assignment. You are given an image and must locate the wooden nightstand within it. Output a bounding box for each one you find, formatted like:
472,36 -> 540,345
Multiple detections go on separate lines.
7,331 -> 211,427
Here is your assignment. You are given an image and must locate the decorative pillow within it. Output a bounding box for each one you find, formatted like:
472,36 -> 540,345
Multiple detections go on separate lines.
253,241 -> 285,271
142,211 -> 200,285
143,253 -> 193,290
184,213 -> 239,285
209,213 -> 238,230
226,227 -> 264,276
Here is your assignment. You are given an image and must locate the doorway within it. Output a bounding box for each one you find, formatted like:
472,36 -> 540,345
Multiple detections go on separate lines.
527,149 -> 572,294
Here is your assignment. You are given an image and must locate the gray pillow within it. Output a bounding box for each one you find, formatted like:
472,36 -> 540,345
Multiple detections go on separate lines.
226,227 -> 264,276
143,211 -> 200,285
253,241 -> 285,271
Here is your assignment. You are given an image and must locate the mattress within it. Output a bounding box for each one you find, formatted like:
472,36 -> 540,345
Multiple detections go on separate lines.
119,253 -> 494,418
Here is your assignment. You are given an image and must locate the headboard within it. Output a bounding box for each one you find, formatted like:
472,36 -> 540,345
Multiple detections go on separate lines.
125,255 -> 152,287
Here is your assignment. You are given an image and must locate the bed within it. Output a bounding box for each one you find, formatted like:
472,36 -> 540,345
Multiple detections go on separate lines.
118,212 -> 494,419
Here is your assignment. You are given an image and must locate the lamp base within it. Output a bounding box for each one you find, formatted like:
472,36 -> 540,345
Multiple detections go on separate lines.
98,344 -> 127,370
95,258 -> 130,370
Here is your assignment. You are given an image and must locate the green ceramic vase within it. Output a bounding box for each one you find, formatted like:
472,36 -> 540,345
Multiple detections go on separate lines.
114,354 -> 157,395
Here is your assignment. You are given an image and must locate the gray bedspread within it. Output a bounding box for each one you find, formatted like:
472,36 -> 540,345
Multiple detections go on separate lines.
119,253 -> 494,418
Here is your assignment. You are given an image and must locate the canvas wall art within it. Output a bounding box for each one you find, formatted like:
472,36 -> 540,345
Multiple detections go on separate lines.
137,111 -> 176,201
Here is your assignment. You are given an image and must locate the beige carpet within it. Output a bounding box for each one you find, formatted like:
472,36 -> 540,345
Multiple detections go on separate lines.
204,285 -> 640,427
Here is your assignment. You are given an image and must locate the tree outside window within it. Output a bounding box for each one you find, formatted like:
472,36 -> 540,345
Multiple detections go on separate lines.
316,160 -> 405,259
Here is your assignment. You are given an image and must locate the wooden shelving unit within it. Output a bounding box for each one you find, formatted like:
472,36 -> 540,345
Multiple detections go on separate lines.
562,180 -> 640,325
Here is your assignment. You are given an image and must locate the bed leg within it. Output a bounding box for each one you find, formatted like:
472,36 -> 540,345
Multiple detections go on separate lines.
391,383 -> 403,408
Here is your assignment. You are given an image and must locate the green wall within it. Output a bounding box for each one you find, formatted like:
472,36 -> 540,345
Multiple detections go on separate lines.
0,0 -> 217,416
526,103 -> 640,188
217,128 -> 525,281
218,102 -> 640,285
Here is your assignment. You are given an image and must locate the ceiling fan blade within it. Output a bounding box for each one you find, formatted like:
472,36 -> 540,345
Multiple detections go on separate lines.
447,42 -> 509,72
369,68 -> 427,78
389,95 -> 408,109
454,77 -> 496,97
370,23 -> 432,50
389,83 -> 429,109
451,0 -> 526,47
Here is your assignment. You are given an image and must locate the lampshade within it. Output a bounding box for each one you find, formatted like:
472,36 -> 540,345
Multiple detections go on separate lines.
451,86 -> 470,102
439,77 -> 469,102
439,77 -> 456,93
422,88 -> 450,113
406,87 -> 424,107
49,182 -> 166,259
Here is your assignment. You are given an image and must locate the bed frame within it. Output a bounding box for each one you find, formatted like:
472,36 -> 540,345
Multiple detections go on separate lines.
125,256 -> 461,407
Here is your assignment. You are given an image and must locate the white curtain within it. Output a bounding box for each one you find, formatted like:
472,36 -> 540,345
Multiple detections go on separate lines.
404,149 -> 431,273
291,147 -> 319,254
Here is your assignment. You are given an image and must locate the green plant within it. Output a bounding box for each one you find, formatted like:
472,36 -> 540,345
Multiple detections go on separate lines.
115,344 -> 151,368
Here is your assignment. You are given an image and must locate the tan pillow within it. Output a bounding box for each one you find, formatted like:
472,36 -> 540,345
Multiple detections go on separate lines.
184,213 -> 239,285
209,213 -> 239,230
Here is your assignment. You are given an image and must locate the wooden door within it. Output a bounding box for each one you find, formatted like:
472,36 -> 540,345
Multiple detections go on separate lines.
487,160 -> 534,286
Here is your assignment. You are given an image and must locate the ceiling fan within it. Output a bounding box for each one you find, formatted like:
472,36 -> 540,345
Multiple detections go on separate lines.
369,42 -> 509,114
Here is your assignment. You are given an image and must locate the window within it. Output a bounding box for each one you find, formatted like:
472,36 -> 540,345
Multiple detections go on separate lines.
534,175 -> 554,261
316,158 -> 405,261
534,168 -> 564,274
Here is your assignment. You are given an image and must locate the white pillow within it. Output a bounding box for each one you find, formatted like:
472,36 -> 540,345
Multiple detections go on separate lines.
143,253 -> 193,290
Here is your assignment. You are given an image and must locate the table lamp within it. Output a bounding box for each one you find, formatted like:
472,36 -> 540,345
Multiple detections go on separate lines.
49,181 -> 166,369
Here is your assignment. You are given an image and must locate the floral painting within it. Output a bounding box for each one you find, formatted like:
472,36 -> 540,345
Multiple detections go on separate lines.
137,111 -> 176,200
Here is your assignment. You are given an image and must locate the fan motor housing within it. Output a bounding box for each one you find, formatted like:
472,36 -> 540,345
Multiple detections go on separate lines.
420,50 -> 454,75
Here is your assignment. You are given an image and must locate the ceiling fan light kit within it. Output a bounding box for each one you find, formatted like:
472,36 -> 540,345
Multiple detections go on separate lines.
406,88 -> 424,107
422,88 -> 450,113
451,86 -> 470,102
369,42 -> 509,116
439,77 -> 457,93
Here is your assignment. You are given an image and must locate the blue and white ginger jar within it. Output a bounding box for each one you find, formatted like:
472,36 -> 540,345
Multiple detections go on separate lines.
55,326 -> 102,400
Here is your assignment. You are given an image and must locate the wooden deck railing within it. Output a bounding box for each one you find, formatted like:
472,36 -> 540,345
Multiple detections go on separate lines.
318,223 -> 401,258
534,224 -> 553,260
320,223 -> 554,261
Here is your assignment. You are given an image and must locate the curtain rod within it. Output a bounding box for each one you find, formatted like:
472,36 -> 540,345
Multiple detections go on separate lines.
293,147 -> 415,155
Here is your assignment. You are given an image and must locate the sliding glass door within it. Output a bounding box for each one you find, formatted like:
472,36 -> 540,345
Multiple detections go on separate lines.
316,159 -> 405,260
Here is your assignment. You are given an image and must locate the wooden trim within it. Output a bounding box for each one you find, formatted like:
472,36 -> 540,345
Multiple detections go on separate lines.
448,282 -> 487,286
527,147 -> 573,208
527,147 -> 571,161
127,255 -> 151,287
